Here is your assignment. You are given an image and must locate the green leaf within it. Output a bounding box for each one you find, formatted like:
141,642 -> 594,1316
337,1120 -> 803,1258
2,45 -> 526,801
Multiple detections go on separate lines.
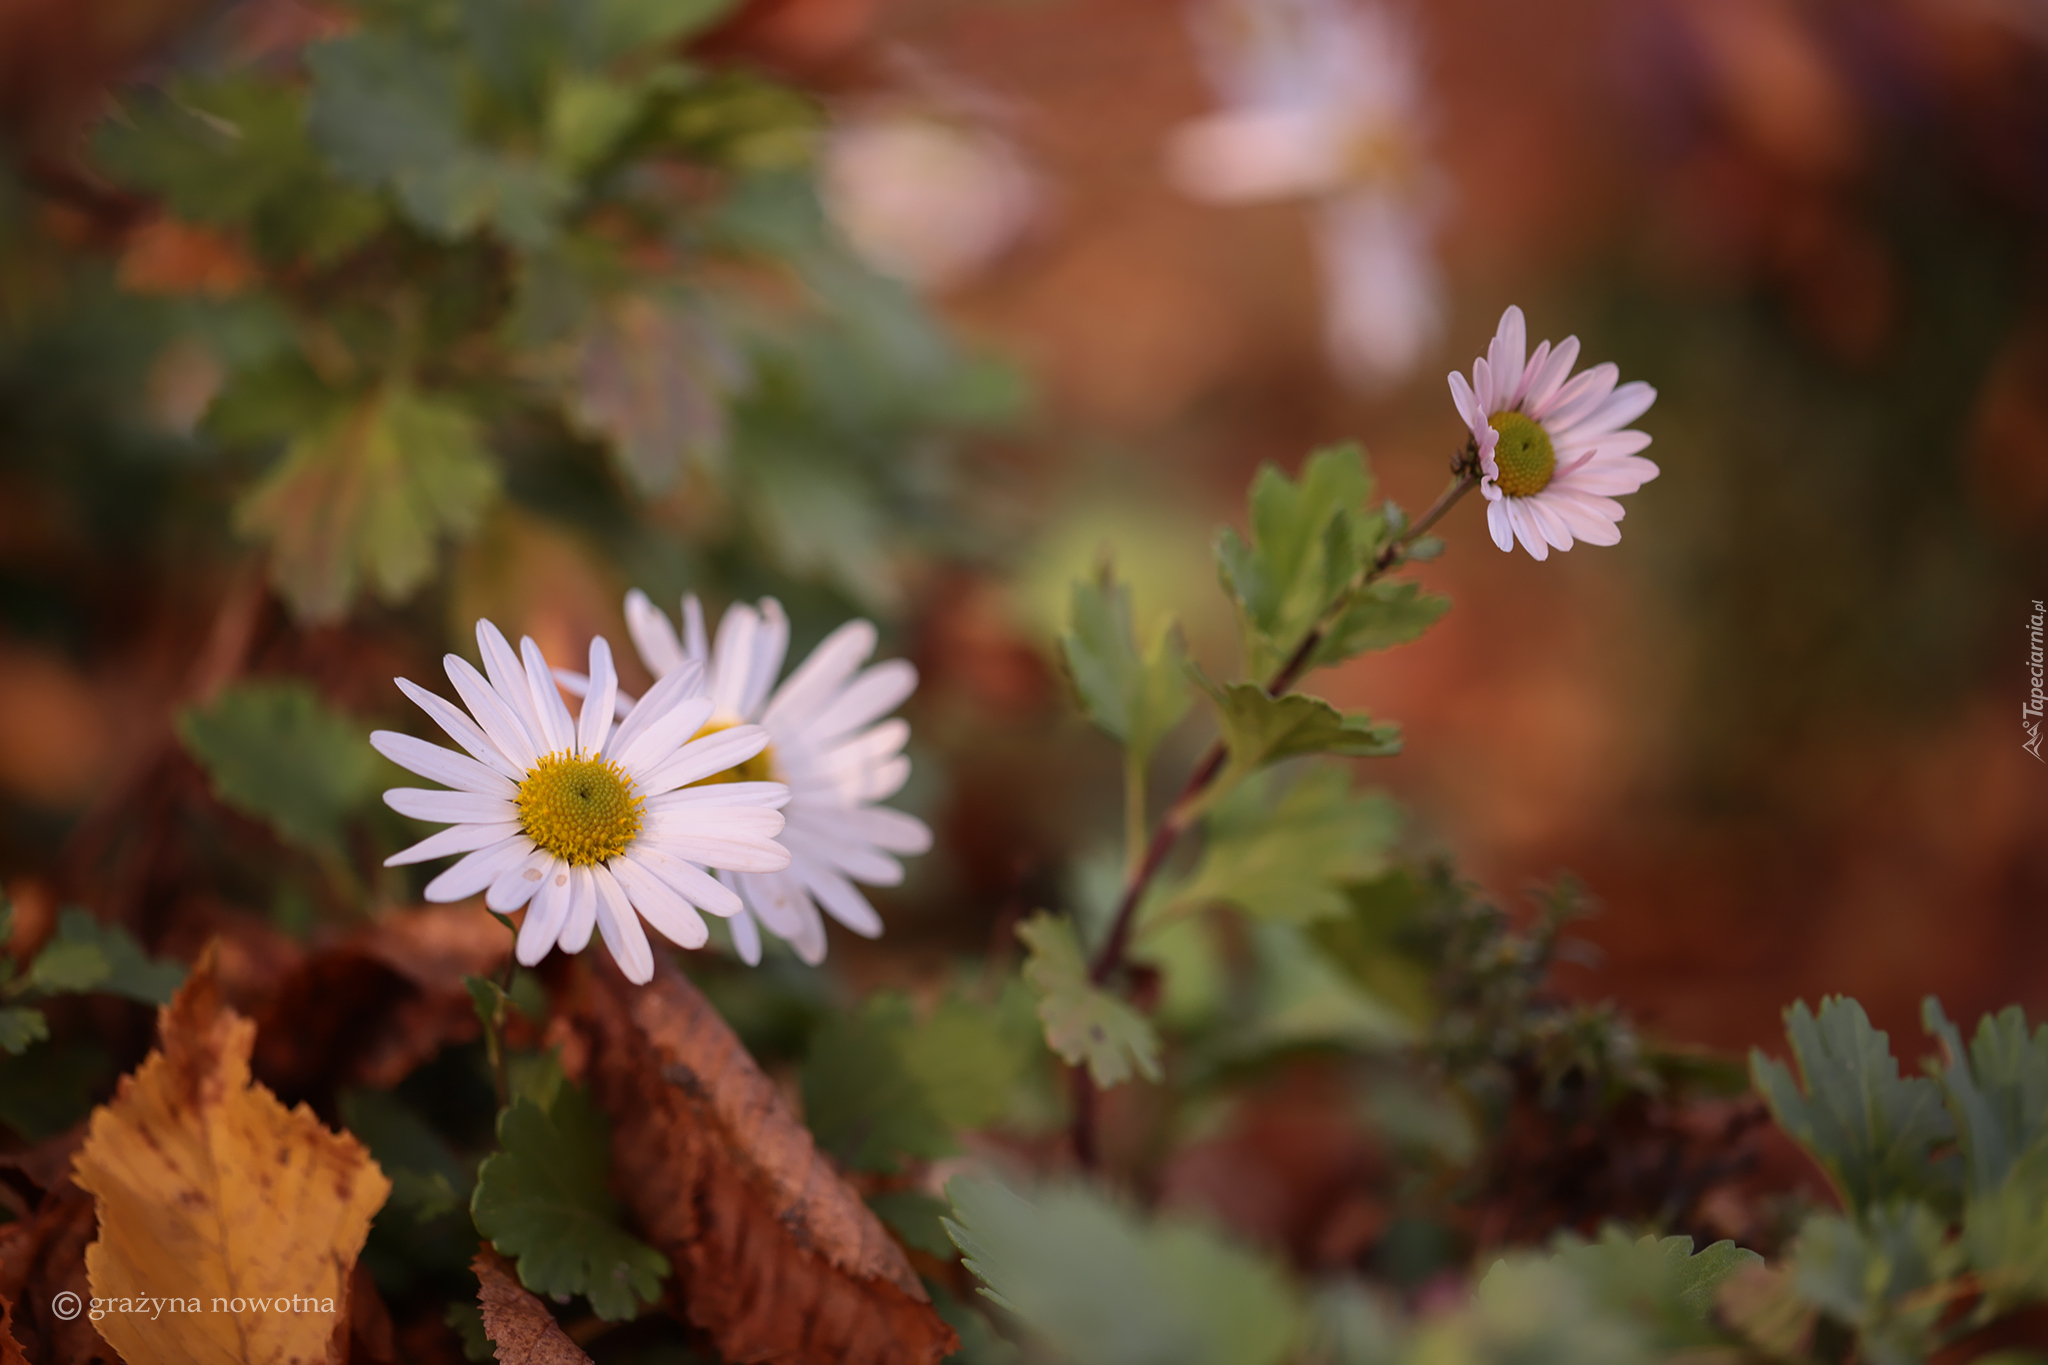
1169,767 -> 1399,925
29,911 -> 184,1006
1541,1228 -> 1763,1328
1191,667 -> 1400,797
803,992 -> 1024,1170
867,1189 -> 955,1258
557,291 -> 741,495
1786,1205 -> 1959,1365
471,1082 -> 670,1321
1310,580 -> 1450,670
944,1177 -> 1301,1365
1233,921 -> 1414,1056
94,79 -> 386,264
233,386 -> 498,622
305,32 -> 570,248
1751,997 -> 1957,1215
1923,998 -> 2048,1197
0,1008 -> 48,1055
445,1301 -> 494,1363
341,1088 -> 473,1224
177,681 -> 380,852
1962,1143 -> 2048,1316
1016,913 -> 1160,1089
1060,569 -> 1190,763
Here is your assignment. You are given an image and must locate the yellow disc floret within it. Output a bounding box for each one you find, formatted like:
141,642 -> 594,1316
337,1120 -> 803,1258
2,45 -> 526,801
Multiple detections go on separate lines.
686,718 -> 780,787
516,752 -> 644,866
1488,411 -> 1557,498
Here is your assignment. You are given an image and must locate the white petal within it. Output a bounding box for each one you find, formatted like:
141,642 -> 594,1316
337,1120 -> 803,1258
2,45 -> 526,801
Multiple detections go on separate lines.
1472,355 -> 1497,416
1552,382 -> 1656,446
735,868 -> 812,941
640,725 -> 772,794
682,594 -> 709,663
791,661 -> 917,746
845,755 -> 910,804
1523,335 -> 1581,415
646,830 -> 792,874
827,804 -> 932,856
371,731 -> 516,797
1448,370 -> 1486,435
591,863 -> 655,984
646,781 -> 791,813
1557,453 -> 1660,497
487,845 -> 555,912
553,668 -> 633,720
796,857 -> 885,938
629,846 -> 745,917
611,857 -> 709,950
1507,501 -> 1549,561
1486,498 -> 1515,552
760,619 -> 877,732
784,813 -> 903,884
1487,306 -> 1526,409
385,820 -> 523,868
424,834 -> 532,902
615,695 -> 717,779
1534,361 -> 1619,433
710,602 -> 761,718
477,621 -> 548,752
742,599 -> 790,720
521,637 -> 577,755
561,866 -> 598,952
727,904 -> 763,965
395,678 -> 524,781
516,860 -> 574,966
444,655 -> 540,772
1525,497 -> 1576,552
385,788 -> 517,824
1509,339 -> 1550,410
577,636 -> 618,757
1542,486 -> 1628,522
1537,491 -> 1621,546
625,588 -> 689,679
604,662 -> 708,764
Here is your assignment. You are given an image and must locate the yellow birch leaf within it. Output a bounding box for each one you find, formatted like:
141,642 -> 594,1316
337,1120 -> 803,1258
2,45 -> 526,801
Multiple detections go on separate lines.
72,947 -> 390,1365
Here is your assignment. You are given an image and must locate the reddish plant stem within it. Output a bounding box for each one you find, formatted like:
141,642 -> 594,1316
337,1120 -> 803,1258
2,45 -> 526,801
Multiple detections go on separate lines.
1069,457 -> 1479,1166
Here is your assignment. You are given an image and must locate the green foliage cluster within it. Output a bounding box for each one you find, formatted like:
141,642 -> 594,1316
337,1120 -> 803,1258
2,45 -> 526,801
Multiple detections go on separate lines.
0,896 -> 184,1057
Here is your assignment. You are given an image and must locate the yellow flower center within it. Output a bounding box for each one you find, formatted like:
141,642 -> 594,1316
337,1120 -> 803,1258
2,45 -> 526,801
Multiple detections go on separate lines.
686,718 -> 779,786
1488,411 -> 1556,499
516,753 -> 644,866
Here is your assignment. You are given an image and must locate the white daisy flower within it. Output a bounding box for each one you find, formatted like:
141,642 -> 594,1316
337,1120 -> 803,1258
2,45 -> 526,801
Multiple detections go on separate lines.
372,619 -> 793,985
1448,305 -> 1661,562
564,591 -> 930,966
1167,0 -> 1445,385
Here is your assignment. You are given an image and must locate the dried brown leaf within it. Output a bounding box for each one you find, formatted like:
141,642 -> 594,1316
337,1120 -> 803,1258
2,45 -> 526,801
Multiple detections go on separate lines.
569,955 -> 957,1365
72,946 -> 391,1365
472,1248 -> 592,1365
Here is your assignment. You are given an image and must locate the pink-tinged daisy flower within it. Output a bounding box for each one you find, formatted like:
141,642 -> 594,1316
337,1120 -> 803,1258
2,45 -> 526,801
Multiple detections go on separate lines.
1448,305 -> 1660,561
372,620 -> 792,985
566,591 -> 930,966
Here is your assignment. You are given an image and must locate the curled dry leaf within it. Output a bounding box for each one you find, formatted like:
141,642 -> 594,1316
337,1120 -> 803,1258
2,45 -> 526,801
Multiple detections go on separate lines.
472,1247 -> 593,1365
567,955 -> 958,1365
249,904 -> 512,1098
0,1296 -> 27,1365
0,1180 -> 105,1364
71,946 -> 391,1365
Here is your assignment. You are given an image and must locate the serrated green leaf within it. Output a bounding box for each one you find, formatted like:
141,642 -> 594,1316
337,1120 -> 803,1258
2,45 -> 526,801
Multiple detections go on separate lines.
803,992 -> 1023,1170
1016,913 -> 1160,1089
1923,998 -> 2048,1197
233,386 -> 498,622
471,1083 -> 669,1321
1168,767 -> 1399,925
558,291 -> 741,495
1541,1228 -> 1763,1329
1962,1143 -> 2048,1316
1752,997 -> 1957,1215
0,1008 -> 48,1055
867,1189 -> 955,1258
177,681 -> 380,852
1787,1205 -> 1959,1365
1060,570 -> 1191,762
944,1177 -> 1301,1365
306,32 -> 570,248
29,911 -> 185,1005
445,1301 -> 493,1362
1191,666 -> 1400,797
1233,921 -> 1414,1055
1217,446 -> 1387,677
1310,579 -> 1450,669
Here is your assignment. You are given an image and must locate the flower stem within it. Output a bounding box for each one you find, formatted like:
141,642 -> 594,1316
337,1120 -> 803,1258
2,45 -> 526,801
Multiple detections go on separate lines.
1085,460 -> 1478,988
1068,456 -> 1480,1165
